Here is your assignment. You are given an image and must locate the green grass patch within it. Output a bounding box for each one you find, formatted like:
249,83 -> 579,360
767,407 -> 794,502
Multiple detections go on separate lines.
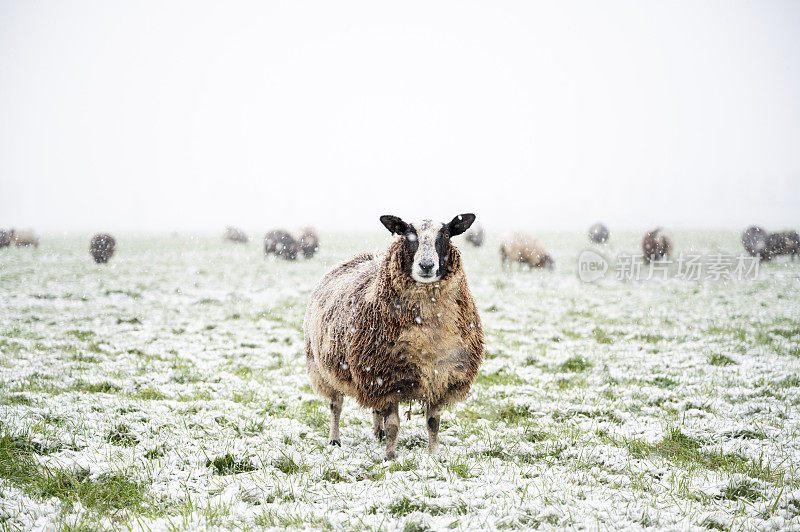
476,368 -> 524,387
272,455 -> 303,475
106,424 -> 139,446
602,427 -> 784,483
0,427 -> 146,515
206,453 -> 257,475
592,327 -> 613,344
72,380 -> 121,394
558,355 -> 592,372
708,353 -> 737,366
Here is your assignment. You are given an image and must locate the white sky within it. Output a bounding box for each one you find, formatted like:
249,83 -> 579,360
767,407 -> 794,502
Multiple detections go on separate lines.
1,1 -> 799,233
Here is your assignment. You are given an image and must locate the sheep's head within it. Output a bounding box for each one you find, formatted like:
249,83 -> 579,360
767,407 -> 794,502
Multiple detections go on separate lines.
380,213 -> 476,284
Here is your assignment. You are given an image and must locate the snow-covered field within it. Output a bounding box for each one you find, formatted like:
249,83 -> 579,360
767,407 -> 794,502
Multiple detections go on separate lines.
1,230 -> 799,530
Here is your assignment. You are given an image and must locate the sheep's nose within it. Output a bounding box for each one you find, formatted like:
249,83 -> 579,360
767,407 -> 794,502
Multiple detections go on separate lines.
419,260 -> 435,273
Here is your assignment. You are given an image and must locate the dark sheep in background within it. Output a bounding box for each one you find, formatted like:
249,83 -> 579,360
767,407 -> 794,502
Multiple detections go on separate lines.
0,230 -> 10,248
89,233 -> 116,264
264,230 -> 298,260
499,232 -> 554,269
765,230 -> 800,261
11,229 -> 39,247
465,224 -> 485,247
296,227 -> 320,258
588,222 -> 610,244
742,225 -> 768,260
223,226 -> 249,244
641,227 -> 673,263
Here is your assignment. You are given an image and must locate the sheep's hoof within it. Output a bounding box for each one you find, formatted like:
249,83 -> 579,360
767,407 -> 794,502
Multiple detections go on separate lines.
384,451 -> 396,461
329,439 -> 341,447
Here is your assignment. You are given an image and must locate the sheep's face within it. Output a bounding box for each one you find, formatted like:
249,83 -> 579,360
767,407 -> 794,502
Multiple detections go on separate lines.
380,214 -> 476,284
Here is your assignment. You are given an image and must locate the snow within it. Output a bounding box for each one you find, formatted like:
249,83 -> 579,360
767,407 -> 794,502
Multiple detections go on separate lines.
0,230 -> 798,530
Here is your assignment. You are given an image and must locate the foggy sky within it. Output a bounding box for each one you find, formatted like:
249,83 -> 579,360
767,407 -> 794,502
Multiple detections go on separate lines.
1,1 -> 799,233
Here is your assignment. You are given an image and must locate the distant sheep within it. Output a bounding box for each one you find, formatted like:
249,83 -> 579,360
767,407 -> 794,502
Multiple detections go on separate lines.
11,229 -> 39,248
264,230 -> 298,260
641,228 -> 673,263
465,224 -> 485,247
588,223 -> 610,244
304,214 -> 483,460
0,230 -> 10,248
89,233 -> 116,264
765,230 -> 800,261
499,232 -> 554,269
223,226 -> 248,244
742,226 -> 768,260
295,227 -> 320,258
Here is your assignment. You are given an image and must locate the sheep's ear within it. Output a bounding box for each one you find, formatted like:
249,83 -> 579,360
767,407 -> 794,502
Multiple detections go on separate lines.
380,215 -> 410,235
447,213 -> 476,236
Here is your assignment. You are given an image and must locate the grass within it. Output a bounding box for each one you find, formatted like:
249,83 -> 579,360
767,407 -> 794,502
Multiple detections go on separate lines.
2,233 -> 799,530
558,355 -> 592,372
0,428 -> 146,516
708,353 -> 737,366
206,453 -> 258,475
602,427 -> 785,484
476,368 -> 525,386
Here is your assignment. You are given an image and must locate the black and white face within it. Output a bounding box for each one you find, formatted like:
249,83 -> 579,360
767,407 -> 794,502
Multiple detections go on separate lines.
380,213 -> 476,284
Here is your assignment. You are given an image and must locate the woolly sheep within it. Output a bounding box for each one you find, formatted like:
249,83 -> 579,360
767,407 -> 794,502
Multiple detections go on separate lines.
742,226 -> 768,260
11,229 -> 39,248
264,230 -> 298,260
89,233 -> 116,264
499,232 -> 554,269
765,230 -> 800,261
588,223 -> 610,244
295,227 -> 320,258
641,227 -> 673,264
223,226 -> 249,244
304,214 -> 484,460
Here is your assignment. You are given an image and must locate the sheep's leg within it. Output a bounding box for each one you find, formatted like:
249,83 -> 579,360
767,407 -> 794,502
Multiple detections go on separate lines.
425,403 -> 442,455
372,410 -> 385,441
328,394 -> 343,446
383,403 -> 400,460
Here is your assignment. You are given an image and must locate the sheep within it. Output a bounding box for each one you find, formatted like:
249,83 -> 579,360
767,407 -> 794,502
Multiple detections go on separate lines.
588,222 -> 610,244
264,230 -> 298,260
641,227 -> 673,264
465,224 -> 485,247
304,214 -> 484,460
742,225 -> 768,260
765,230 -> 800,261
223,226 -> 248,244
499,232 -> 554,269
89,233 -> 116,263
0,230 -> 10,248
295,227 -> 320,258
11,229 -> 39,247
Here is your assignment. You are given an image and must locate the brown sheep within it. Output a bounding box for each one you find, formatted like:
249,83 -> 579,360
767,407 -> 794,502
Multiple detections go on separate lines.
641,227 -> 673,264
295,227 -> 320,258
89,233 -> 116,263
11,229 -> 39,248
765,230 -> 800,261
499,232 -> 554,269
264,230 -> 298,260
223,226 -> 249,244
304,214 -> 484,460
